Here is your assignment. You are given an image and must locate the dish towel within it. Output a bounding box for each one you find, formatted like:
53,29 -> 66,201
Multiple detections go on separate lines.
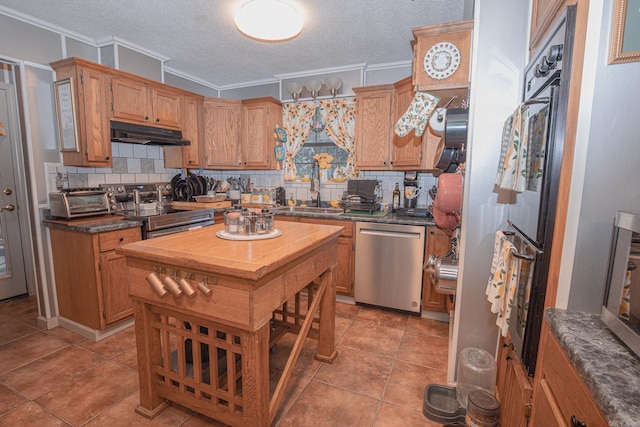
486,231 -> 520,336
394,91 -> 440,138
495,114 -> 513,185
497,105 -> 530,193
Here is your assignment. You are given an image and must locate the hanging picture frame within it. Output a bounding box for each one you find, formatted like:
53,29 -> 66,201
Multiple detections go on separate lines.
609,0 -> 640,64
53,77 -> 80,152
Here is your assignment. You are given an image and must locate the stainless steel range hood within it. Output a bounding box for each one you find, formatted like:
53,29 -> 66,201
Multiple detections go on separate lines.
110,121 -> 190,146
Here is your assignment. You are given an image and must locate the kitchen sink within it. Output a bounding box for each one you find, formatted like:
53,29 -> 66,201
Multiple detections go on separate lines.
273,206 -> 344,215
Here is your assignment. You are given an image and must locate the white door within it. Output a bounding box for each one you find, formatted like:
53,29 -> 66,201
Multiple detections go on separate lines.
0,83 -> 27,300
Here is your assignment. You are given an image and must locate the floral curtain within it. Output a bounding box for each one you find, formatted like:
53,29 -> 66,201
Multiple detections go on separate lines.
282,102 -> 316,180
317,99 -> 356,178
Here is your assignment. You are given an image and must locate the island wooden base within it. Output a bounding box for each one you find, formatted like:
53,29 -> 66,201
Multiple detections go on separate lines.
122,222 -> 342,427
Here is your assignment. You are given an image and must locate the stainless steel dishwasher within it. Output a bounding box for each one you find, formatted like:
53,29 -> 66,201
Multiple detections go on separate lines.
354,222 -> 425,313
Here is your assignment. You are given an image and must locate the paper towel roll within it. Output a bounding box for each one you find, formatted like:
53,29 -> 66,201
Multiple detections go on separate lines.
429,108 -> 447,135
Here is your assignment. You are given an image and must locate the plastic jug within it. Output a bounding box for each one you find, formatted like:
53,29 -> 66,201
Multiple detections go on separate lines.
456,347 -> 497,407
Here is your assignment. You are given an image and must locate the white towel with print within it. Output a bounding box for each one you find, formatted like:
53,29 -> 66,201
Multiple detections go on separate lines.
486,231 -> 520,336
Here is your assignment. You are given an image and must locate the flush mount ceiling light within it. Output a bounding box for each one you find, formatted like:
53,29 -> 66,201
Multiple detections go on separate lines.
235,0 -> 304,42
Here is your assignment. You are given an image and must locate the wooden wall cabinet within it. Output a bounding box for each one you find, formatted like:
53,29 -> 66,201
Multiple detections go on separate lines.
164,94 -> 204,168
530,0 -> 566,53
422,226 -> 453,312
111,75 -> 182,129
49,226 -> 141,330
529,322 -> 608,426
496,335 -> 533,427
276,217 -> 354,296
353,84 -> 394,170
50,58 -> 112,166
203,98 -> 243,169
412,20 -> 473,92
241,97 -> 282,170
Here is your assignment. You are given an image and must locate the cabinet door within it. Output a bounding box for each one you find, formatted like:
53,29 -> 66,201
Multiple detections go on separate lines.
99,251 -> 133,327
181,95 -> 203,167
422,226 -> 452,311
78,67 -> 112,164
336,236 -> 354,296
354,86 -> 393,169
391,78 -> 424,169
152,87 -> 181,129
204,98 -> 243,169
530,0 -> 566,52
496,336 -> 533,427
111,76 -> 149,123
242,101 -> 274,169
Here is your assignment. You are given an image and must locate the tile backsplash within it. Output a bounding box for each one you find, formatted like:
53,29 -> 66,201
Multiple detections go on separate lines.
45,143 -> 438,207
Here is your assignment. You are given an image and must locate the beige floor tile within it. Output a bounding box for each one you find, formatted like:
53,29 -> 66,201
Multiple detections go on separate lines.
339,318 -> 404,358
314,345 -> 394,399
0,401 -> 69,426
374,401 -> 442,427
406,315 -> 450,339
356,306 -> 410,330
277,380 -> 379,427
269,367 -> 312,425
0,332 -> 69,375
44,327 -> 85,344
0,346 -> 106,400
0,383 -> 28,416
35,361 -> 139,426
180,411 -> 230,426
333,315 -> 353,345
0,317 -> 39,346
112,346 -> 139,371
0,296 -> 39,318
269,334 -> 322,378
396,331 -> 448,371
76,325 -> 137,359
383,361 -> 447,412
335,301 -> 361,319
84,391 -> 192,426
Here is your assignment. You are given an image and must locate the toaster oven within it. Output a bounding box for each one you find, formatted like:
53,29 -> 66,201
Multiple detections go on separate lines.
49,189 -> 110,219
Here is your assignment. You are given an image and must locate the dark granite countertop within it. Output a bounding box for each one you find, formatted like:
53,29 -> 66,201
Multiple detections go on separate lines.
272,210 -> 437,227
43,216 -> 143,233
545,308 -> 640,426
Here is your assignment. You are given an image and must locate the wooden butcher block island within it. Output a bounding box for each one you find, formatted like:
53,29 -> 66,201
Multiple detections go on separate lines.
117,221 -> 343,426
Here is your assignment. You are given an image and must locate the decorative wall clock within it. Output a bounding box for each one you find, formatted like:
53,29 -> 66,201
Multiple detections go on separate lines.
423,41 -> 461,80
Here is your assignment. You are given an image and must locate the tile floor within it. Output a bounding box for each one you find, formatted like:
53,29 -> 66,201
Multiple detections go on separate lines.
0,295 -> 450,426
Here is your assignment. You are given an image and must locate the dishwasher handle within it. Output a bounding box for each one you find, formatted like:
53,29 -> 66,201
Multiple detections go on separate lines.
358,228 -> 422,239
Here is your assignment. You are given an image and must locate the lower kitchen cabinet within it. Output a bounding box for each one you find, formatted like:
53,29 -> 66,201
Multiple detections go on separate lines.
49,226 -> 141,330
276,217 -> 354,296
530,321 -> 608,427
496,334 -> 533,427
422,226 -> 453,312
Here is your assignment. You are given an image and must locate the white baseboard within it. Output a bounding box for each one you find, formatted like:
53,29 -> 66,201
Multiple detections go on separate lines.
57,316 -> 134,342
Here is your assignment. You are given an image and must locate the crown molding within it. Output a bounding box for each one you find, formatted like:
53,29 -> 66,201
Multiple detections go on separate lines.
274,63 -> 367,80
364,60 -> 412,71
96,36 -> 171,62
0,6 -> 95,45
164,66 -> 220,91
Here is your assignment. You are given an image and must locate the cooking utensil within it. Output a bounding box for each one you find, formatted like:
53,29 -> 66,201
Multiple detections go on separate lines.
434,138 -> 460,171
444,108 -> 469,149
429,97 -> 457,136
435,173 -> 463,213
431,200 -> 460,229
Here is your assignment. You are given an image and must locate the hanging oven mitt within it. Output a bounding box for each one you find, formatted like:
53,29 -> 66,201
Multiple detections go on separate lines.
394,91 -> 440,137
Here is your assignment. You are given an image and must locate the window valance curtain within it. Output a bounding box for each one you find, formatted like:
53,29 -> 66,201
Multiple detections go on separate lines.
317,98 -> 356,178
282,102 -> 316,180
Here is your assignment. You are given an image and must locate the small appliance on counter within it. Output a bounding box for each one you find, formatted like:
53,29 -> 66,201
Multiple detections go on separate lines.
403,171 -> 421,209
341,179 -> 380,214
49,188 -> 110,219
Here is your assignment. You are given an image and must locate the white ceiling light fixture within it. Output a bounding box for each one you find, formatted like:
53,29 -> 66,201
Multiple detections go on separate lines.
235,0 -> 304,42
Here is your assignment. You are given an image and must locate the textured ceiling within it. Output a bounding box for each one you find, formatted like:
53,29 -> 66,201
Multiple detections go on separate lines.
0,0 -> 470,88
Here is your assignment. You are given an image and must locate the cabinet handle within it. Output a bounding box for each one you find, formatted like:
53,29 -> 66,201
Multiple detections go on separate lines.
118,237 -> 124,242
105,156 -> 110,161
144,116 -> 149,121
162,275 -> 183,297
571,416 -> 586,427
155,118 -> 160,123
178,277 -> 197,297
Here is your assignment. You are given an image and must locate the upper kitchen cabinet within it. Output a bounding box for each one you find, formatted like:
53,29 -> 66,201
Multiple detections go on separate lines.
529,0 -> 565,52
353,84 -> 394,170
203,98 -> 243,169
412,20 -> 473,96
391,77 -> 431,170
111,75 -> 182,129
164,94 -> 204,168
241,97 -> 282,170
51,58 -> 112,166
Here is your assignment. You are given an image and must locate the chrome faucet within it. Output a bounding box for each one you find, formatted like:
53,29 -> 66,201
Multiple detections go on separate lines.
310,160 -> 321,207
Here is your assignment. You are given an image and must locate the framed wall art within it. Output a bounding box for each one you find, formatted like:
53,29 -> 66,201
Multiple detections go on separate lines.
609,0 -> 640,64
53,77 -> 80,152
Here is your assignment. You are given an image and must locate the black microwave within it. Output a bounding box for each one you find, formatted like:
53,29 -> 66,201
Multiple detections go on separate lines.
601,210 -> 640,358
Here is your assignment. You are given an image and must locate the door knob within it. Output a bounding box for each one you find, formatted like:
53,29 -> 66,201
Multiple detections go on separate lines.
3,188 -> 12,195
1,204 -> 15,212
